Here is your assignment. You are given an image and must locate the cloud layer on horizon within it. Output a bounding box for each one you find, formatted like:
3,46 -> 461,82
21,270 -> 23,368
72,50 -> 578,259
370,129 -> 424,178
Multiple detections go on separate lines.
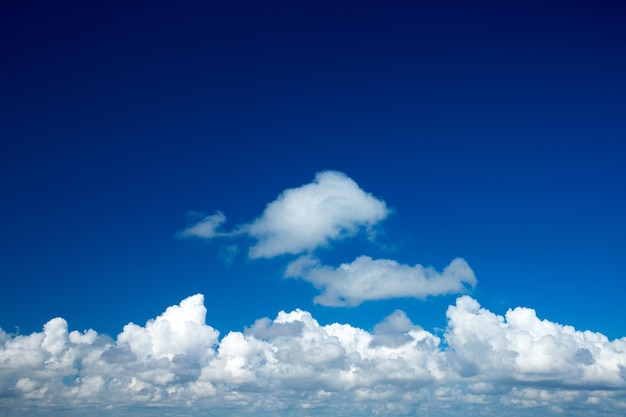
1,294 -> 625,417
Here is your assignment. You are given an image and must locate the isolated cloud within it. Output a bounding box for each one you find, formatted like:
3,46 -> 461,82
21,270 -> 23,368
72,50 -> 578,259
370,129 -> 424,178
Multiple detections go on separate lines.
180,171 -> 390,259
246,171 -> 390,258
2,295 -> 625,416
179,211 -> 227,239
285,255 -> 477,306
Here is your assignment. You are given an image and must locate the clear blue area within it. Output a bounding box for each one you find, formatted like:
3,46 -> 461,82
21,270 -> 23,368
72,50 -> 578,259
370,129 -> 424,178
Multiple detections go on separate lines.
1,1 -> 625,341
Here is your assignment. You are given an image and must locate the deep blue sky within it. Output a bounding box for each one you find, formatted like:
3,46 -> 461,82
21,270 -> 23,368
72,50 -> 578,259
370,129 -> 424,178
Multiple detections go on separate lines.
1,0 -> 625,346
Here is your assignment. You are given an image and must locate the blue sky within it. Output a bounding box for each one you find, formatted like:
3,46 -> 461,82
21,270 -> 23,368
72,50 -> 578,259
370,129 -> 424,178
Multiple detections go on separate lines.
1,1 -> 625,416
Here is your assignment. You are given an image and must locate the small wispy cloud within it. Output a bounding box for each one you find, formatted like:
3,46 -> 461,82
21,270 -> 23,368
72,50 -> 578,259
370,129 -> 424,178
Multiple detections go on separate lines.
178,211 -> 228,239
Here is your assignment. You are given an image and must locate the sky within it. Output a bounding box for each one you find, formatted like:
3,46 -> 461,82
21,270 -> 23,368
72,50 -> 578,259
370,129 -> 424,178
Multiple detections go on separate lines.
1,1 -> 626,416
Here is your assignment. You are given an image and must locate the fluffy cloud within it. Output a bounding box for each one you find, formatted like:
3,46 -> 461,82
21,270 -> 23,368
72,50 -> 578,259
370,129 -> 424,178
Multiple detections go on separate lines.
285,255 -> 477,306
2,295 -> 625,416
445,296 -> 626,389
245,171 -> 390,258
117,293 -> 219,362
180,171 -> 390,258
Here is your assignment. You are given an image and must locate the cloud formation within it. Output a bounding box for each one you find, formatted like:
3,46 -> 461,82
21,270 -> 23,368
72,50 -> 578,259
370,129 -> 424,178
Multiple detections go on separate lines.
180,171 -> 390,259
1,295 -> 625,416
164,169 -> 626,416
285,255 -> 477,306
445,296 -> 626,389
245,171 -> 390,258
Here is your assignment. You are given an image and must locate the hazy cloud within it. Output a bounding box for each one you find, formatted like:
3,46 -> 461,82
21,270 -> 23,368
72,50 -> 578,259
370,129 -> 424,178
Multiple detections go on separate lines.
370,309 -> 420,348
179,211 -> 227,239
285,255 -> 477,306
2,294 -> 625,416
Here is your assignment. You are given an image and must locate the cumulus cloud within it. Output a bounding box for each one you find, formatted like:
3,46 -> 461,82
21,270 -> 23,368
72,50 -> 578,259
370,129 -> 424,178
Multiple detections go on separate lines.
285,255 -> 477,306
245,171 -> 390,258
117,293 -> 219,362
180,171 -> 390,258
2,294 -> 625,416
445,296 -> 626,389
369,309 -> 421,348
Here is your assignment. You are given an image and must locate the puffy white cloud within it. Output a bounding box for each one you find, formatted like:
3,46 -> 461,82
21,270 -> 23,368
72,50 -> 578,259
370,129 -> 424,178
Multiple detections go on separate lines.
117,293 -> 219,363
245,171 -> 390,258
445,296 -> 626,389
1,294 -> 626,417
180,171 -> 390,259
285,255 -> 477,306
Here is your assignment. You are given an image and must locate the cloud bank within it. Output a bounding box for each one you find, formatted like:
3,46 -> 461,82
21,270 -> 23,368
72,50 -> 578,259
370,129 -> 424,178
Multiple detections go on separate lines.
286,256 -> 477,306
180,171 -> 390,258
2,294 -> 625,417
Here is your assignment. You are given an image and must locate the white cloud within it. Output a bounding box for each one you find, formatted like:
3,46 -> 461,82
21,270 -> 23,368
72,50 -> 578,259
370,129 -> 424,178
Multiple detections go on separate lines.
245,171 -> 390,258
2,294 -> 625,416
180,171 -> 390,259
285,255 -> 477,306
179,211 -> 227,239
445,296 -> 626,388
117,293 -> 219,363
